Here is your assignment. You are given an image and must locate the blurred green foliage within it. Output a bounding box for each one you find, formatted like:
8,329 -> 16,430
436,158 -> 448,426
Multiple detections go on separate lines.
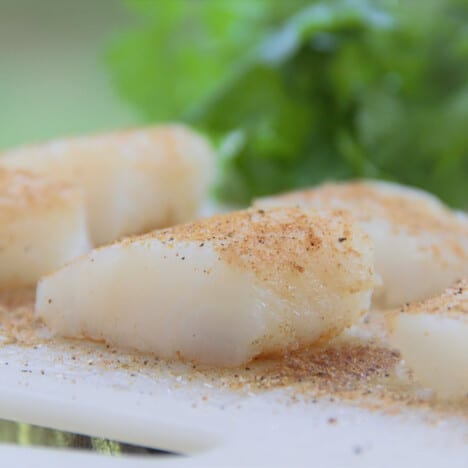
108,0 -> 468,207
0,420 -> 118,453
0,419 -> 170,456
108,0 -> 308,120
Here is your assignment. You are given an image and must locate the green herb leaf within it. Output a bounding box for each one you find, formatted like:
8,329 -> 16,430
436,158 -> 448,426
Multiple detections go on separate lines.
108,0 -> 468,207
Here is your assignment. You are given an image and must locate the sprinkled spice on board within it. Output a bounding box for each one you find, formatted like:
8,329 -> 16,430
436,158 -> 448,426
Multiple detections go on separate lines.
0,290 -> 466,418
0,289 -> 44,345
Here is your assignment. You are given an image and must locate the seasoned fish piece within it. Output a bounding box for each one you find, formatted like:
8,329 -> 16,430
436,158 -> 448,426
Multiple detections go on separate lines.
0,169 -> 90,288
1,125 -> 215,245
388,281 -> 468,400
36,208 -> 376,367
256,180 -> 468,307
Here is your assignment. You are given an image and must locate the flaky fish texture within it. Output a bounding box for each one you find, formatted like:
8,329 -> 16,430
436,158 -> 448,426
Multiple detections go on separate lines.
388,281 -> 468,400
1,125 -> 215,245
0,169 -> 90,288
256,180 -> 468,307
36,207 -> 376,367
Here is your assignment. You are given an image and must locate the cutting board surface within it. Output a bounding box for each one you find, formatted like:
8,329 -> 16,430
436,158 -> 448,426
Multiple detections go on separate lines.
0,294 -> 467,467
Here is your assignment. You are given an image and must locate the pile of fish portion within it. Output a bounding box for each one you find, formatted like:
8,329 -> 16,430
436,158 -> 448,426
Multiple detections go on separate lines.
1,128 -> 467,399
0,124 -> 215,278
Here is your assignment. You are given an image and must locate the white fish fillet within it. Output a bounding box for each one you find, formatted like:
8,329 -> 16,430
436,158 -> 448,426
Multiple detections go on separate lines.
388,281 -> 468,400
0,169 -> 90,288
255,180 -> 468,307
36,208 -> 376,367
0,125 -> 215,245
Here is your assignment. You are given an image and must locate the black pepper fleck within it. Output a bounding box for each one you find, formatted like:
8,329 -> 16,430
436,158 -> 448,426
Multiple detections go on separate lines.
353,446 -> 363,455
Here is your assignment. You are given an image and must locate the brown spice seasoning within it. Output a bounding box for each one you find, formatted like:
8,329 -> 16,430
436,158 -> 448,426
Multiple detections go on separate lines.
1,290 -> 466,419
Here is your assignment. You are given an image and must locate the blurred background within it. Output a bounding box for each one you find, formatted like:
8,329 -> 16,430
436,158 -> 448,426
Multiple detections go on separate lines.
1,0 -> 467,207
0,0 -> 139,148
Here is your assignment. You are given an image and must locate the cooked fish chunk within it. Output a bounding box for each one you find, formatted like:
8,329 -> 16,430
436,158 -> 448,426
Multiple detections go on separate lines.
388,281 -> 468,400
36,208 -> 376,367
1,125 -> 215,245
256,180 -> 468,307
0,169 -> 90,288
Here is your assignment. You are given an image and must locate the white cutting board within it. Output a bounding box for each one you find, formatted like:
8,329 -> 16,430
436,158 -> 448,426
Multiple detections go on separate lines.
0,335 -> 467,468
